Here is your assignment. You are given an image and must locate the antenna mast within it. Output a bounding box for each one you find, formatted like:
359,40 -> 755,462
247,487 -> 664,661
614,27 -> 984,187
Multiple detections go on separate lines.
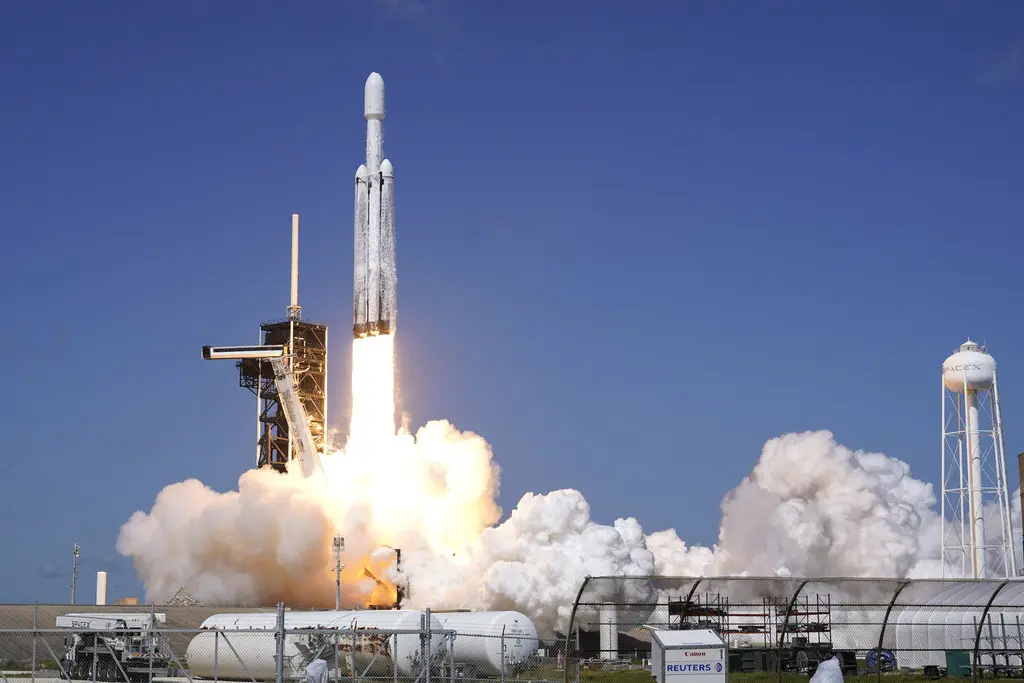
333,535 -> 345,610
286,213 -> 301,322
71,543 -> 80,604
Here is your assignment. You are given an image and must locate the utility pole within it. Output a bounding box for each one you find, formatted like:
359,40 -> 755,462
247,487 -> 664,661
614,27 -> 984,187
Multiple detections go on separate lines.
71,543 -> 80,604
331,535 -> 345,681
332,535 -> 344,610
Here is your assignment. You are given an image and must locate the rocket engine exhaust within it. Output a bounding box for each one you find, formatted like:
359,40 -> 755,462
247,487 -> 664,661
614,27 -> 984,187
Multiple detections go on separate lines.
353,72 -> 396,339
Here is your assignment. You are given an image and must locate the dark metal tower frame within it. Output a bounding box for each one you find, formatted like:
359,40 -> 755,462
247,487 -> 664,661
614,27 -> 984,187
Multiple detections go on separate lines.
237,318 -> 328,473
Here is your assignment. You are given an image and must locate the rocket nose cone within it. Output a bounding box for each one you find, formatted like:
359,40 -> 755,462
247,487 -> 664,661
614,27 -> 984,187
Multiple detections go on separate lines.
364,72 -> 385,119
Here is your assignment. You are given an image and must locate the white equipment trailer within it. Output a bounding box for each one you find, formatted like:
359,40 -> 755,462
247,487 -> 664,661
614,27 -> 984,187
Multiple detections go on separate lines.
55,613 -> 170,682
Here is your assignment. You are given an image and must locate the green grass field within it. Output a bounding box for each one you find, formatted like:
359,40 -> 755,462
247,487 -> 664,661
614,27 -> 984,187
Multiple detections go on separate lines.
0,659 -> 981,683
515,663 -> 968,683
573,672 -> 954,683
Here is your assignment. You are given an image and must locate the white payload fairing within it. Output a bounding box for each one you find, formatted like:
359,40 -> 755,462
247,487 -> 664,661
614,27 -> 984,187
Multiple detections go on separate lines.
353,72 -> 396,339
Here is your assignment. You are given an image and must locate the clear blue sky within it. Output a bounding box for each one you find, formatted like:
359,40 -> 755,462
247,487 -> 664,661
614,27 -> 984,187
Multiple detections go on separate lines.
2,1 -> 1023,603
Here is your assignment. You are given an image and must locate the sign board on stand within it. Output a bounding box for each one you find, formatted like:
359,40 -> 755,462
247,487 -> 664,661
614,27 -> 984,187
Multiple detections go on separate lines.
650,629 -> 727,683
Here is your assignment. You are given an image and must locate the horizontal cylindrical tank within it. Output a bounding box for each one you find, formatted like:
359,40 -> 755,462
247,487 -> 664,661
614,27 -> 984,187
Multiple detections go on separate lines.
942,340 -> 996,392
186,610 -> 444,680
434,611 -> 539,676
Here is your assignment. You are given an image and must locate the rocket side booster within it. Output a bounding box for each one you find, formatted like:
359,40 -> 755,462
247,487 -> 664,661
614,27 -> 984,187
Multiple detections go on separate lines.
354,72 -> 397,339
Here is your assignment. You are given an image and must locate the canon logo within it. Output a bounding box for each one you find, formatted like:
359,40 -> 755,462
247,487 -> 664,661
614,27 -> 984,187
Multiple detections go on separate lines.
684,651 -> 707,657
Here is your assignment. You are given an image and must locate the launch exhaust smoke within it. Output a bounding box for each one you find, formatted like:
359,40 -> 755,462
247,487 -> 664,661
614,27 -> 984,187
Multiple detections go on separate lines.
118,428 -> 1020,638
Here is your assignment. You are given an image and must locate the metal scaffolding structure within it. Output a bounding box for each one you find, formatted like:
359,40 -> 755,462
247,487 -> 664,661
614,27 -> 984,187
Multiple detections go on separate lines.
237,318 -> 328,472
564,576 -> 1024,683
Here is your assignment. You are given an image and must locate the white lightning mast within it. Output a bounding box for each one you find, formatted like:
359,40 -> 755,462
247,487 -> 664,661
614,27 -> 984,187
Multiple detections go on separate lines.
333,535 -> 345,610
941,339 -> 1016,578
71,543 -> 80,604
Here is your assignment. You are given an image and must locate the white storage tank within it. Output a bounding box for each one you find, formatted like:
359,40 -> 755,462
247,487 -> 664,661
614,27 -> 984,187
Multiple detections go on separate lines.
186,610 -> 444,680
598,603 -> 618,661
434,611 -> 539,676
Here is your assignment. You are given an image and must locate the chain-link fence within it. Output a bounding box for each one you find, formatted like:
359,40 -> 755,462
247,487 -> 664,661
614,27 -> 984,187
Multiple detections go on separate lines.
5,578 -> 1024,683
560,576 -> 1024,683
0,604 -> 558,683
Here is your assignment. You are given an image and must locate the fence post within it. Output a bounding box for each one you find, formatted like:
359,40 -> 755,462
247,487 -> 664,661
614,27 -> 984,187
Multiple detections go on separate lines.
500,626 -> 506,683
31,601 -> 37,683
213,631 -> 220,683
150,603 -> 156,683
392,631 -> 398,683
574,622 -> 580,683
447,632 -> 455,683
350,632 -> 357,683
974,581 -> 1010,682
425,608 -> 432,683
776,580 -> 809,683
419,613 -> 426,683
275,602 -> 286,683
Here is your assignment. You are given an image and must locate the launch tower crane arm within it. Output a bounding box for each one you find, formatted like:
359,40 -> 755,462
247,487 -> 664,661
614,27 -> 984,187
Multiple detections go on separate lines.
200,345 -> 325,480
267,355 -> 325,480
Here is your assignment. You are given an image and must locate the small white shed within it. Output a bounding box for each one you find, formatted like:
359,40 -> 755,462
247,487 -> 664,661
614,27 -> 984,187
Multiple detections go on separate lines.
651,629 -> 728,683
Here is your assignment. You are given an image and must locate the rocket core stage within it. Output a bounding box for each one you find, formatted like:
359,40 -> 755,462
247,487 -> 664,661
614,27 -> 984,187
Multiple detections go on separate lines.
353,72 -> 397,339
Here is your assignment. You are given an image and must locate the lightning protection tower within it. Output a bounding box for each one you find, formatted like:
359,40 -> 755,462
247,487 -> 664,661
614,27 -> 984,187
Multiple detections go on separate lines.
234,215 -> 328,473
941,339 -> 1016,578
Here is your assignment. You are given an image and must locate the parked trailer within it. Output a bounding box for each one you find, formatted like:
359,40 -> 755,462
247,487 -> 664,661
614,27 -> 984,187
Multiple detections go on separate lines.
434,611 -> 540,677
185,610 -> 445,680
56,613 -> 169,682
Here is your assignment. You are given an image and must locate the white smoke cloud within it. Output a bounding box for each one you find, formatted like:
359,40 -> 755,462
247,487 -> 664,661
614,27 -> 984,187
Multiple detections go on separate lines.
394,489 -> 658,637
642,431 -> 943,580
117,471 -> 342,607
117,418 -> 504,610
118,426 -> 1011,639
716,431 -> 939,578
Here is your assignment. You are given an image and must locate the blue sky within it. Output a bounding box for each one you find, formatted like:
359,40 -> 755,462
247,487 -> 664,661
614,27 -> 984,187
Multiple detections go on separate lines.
1,1 -> 1023,604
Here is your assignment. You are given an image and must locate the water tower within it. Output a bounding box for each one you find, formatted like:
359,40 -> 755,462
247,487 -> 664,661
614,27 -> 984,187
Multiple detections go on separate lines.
940,340 -> 1016,578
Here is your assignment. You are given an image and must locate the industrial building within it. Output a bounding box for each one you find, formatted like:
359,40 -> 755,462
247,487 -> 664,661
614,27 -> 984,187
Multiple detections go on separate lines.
568,576 -> 1024,677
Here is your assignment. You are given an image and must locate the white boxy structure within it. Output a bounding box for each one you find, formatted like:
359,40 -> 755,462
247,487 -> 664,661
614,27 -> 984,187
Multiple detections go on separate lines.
651,629 -> 728,683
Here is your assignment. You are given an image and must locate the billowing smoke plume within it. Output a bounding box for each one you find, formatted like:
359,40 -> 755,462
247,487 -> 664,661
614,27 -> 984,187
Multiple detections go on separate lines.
652,431 -> 940,579
118,417 -> 503,610
119,472 -> 340,607
394,489 -> 658,637
119,422 -> 961,638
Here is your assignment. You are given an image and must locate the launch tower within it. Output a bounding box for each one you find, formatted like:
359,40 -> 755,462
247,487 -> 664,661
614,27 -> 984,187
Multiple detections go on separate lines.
940,339 -> 1016,578
234,215 -> 328,473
